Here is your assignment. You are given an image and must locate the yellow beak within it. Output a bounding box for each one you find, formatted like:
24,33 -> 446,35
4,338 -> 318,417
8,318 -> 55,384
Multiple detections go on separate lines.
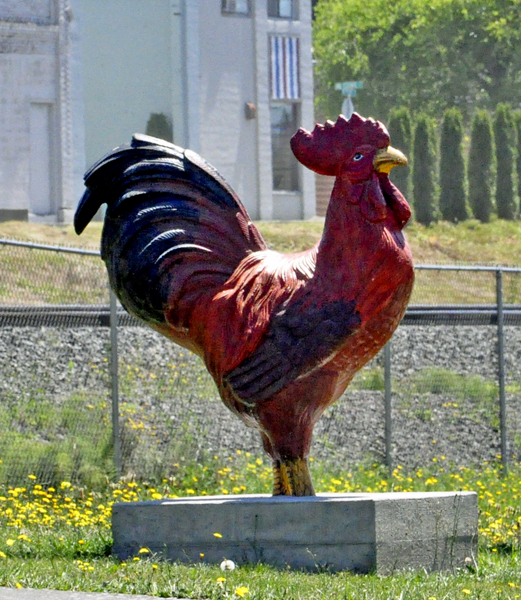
373,146 -> 408,174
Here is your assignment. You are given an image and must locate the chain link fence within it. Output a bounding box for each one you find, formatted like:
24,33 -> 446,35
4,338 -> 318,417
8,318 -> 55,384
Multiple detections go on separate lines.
1,238 -> 520,487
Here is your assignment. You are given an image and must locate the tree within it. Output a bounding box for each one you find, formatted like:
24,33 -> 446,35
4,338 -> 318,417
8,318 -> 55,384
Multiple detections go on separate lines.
313,0 -> 521,120
412,115 -> 437,225
439,108 -> 467,222
146,113 -> 173,143
513,110 -> 521,208
468,110 -> 494,223
494,104 -> 516,220
388,107 -> 412,199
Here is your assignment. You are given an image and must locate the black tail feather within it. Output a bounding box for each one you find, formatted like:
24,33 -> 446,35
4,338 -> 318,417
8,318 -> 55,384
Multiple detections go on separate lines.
74,134 -> 266,327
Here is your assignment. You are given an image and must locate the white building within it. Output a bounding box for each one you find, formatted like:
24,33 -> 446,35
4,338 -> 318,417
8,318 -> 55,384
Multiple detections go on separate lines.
0,0 -> 84,223
0,0 -> 316,223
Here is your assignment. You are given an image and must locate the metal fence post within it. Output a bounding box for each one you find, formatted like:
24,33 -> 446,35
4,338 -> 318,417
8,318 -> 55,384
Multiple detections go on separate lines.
384,342 -> 392,475
109,288 -> 121,478
496,269 -> 507,474
496,269 -> 508,474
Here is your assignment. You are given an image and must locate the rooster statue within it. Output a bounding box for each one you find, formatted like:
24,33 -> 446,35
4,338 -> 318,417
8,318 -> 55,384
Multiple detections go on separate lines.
75,113 -> 414,497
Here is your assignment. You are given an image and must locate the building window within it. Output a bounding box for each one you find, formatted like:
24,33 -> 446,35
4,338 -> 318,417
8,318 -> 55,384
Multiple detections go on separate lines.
270,36 -> 300,100
222,0 -> 250,15
270,35 -> 300,191
268,0 -> 298,19
271,103 -> 299,191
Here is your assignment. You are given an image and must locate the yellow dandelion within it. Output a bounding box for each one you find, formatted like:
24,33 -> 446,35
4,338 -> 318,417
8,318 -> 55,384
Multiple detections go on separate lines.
28,475 -> 36,480
235,586 -> 249,597
0,551 -> 6,558
6,539 -> 15,546
138,547 -> 150,554
152,564 -> 158,569
15,583 -> 22,589
213,532 -> 223,538
216,577 -> 226,583
133,557 -> 140,562
462,590 -> 471,595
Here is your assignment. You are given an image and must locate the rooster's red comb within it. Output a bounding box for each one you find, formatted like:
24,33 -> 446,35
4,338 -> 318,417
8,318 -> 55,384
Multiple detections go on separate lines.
290,113 -> 390,176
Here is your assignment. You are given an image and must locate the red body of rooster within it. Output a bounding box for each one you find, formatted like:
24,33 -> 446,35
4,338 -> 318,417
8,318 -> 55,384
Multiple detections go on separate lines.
75,113 -> 414,496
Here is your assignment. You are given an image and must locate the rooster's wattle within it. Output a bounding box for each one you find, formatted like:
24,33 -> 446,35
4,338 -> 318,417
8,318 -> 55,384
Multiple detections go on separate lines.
74,112 -> 414,496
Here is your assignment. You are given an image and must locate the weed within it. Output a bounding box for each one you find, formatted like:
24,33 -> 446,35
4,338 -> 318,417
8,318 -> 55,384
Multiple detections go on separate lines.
351,368 -> 385,391
0,459 -> 521,598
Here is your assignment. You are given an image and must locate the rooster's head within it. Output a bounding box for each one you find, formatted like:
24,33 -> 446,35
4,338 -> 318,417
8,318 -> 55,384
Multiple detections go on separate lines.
291,113 -> 411,227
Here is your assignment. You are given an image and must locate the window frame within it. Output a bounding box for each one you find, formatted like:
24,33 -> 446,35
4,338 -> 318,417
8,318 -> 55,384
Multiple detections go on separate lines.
221,0 -> 250,16
270,101 -> 301,192
268,0 -> 299,20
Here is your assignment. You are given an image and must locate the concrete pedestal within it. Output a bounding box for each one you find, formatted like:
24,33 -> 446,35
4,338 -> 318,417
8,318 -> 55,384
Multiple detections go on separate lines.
112,492 -> 478,574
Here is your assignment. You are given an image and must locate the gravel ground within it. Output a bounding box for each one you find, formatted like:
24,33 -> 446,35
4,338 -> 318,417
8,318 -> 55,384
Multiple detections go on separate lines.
1,324 -> 521,474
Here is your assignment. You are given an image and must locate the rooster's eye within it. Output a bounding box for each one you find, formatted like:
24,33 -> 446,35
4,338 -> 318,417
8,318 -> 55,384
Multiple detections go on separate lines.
353,153 -> 364,162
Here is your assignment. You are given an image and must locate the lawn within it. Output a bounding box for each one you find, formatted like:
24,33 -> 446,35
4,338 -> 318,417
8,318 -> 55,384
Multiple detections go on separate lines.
1,455 -> 521,599
1,219 -> 521,306
1,218 -> 521,597
2,217 -> 521,266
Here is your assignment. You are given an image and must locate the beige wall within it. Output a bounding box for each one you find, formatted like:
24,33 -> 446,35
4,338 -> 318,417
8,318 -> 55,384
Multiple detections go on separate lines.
198,2 -> 259,217
0,48 -> 56,214
196,0 -> 316,221
0,0 -> 84,223
81,0 -> 174,167
0,0 -> 315,224
0,0 -> 56,24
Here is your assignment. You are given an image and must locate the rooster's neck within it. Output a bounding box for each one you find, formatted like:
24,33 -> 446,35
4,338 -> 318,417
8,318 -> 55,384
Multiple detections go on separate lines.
315,175 -> 373,275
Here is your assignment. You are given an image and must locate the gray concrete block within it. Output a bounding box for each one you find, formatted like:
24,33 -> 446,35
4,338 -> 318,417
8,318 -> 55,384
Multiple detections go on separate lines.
112,492 -> 478,574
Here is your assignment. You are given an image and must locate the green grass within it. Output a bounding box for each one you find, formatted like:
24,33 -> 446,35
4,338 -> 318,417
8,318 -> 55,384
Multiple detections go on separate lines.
1,218 -> 521,305
2,555 -> 521,599
1,458 -> 521,598
2,216 -> 520,267
1,219 -> 521,596
0,243 -> 108,305
2,354 -> 518,490
0,394 -> 113,489
0,349 -> 222,489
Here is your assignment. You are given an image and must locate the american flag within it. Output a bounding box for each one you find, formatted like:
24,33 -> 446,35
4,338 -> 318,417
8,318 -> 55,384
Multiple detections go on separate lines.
270,36 -> 300,100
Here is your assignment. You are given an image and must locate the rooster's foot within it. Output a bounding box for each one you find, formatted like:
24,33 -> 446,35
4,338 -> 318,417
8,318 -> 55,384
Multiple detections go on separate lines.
272,457 -> 315,497
272,460 -> 292,496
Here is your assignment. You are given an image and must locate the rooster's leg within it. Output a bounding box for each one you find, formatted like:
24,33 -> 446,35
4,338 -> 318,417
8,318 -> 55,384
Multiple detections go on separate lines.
284,458 -> 315,496
262,434 -> 314,496
272,460 -> 292,496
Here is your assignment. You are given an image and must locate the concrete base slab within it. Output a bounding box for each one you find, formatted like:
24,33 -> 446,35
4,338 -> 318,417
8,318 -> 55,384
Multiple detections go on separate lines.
112,492 -> 478,574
